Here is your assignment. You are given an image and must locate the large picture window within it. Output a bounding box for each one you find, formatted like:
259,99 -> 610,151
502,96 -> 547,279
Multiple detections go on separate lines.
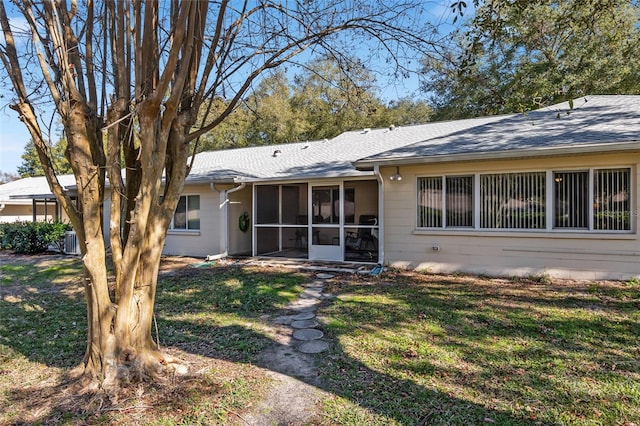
480,172 -> 546,229
417,167 -> 632,232
171,195 -> 200,230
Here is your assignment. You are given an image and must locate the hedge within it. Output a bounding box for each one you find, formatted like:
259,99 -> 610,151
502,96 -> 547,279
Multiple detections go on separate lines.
0,220 -> 72,254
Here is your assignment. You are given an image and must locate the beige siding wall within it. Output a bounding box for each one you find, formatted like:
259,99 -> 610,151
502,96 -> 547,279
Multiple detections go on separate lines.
382,152 -> 640,280
228,185 -> 253,255
0,202 -> 70,223
0,204 -> 34,222
163,184 -> 223,257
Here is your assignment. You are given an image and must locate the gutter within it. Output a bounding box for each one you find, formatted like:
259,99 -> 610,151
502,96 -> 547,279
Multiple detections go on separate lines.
205,182 -> 246,261
353,140 -> 640,171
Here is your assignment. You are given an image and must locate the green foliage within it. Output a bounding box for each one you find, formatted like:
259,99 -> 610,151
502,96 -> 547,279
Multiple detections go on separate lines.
17,138 -> 72,178
626,277 -> 640,286
423,0 -> 640,119
0,221 -> 72,254
196,58 -> 433,152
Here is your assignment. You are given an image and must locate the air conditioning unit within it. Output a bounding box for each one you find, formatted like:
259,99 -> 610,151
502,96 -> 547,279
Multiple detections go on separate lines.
64,230 -> 80,255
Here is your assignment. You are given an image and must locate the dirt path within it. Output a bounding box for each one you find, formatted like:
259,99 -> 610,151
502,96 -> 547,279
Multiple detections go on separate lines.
241,275 -> 335,425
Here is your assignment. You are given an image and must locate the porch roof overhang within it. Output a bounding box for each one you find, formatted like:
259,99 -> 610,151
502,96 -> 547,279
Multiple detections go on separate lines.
234,170 -> 376,184
9,193 -> 59,200
186,170 -> 377,186
353,140 -> 640,171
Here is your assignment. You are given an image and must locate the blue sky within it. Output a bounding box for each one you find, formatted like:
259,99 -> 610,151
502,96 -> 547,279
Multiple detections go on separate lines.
0,1 -> 463,175
0,107 -> 29,174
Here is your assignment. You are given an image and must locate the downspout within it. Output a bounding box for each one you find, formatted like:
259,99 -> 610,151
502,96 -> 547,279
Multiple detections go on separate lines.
373,164 -> 385,265
206,182 -> 246,261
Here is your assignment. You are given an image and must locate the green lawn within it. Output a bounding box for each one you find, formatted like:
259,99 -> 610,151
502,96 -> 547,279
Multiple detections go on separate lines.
319,272 -> 640,425
0,254 -> 306,425
1,254 -> 639,425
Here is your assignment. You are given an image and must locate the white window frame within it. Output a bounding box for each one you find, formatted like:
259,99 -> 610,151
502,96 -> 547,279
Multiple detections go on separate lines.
417,175 -> 474,229
416,166 -> 634,234
169,194 -> 201,231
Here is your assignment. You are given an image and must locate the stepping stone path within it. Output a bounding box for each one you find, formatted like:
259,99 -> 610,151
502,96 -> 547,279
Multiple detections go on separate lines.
281,272 -> 334,354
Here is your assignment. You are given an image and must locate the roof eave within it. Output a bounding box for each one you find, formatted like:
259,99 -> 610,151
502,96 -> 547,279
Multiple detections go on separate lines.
353,140 -> 640,170
235,170 -> 376,184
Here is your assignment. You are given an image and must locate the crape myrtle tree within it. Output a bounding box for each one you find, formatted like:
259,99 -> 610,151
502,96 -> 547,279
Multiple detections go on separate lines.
0,0 -> 438,390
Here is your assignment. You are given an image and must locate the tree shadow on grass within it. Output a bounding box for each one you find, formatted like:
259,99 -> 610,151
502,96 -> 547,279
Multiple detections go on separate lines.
3,260 -> 638,424
317,272 -> 640,424
152,265 -> 548,424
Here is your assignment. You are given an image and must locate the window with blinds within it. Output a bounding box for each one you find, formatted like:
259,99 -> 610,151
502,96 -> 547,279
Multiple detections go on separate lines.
554,171 -> 589,228
417,176 -> 442,228
594,168 -> 630,230
480,172 -> 546,229
416,167 -> 632,232
417,176 -> 473,228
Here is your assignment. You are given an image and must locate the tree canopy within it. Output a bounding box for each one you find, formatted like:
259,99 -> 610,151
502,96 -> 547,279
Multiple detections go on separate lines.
18,138 -> 71,177
423,0 -> 640,119
197,59 -> 433,151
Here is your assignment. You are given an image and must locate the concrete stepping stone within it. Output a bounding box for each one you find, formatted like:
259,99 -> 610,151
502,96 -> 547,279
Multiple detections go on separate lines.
290,304 -> 319,313
292,328 -> 324,341
298,340 -> 329,354
289,298 -> 320,309
316,273 -> 334,280
304,284 -> 325,290
291,319 -> 319,329
299,290 -> 322,299
273,315 -> 296,325
291,312 -> 315,321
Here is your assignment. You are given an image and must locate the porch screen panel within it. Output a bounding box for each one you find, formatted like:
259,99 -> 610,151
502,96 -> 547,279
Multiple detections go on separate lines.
256,185 -> 279,224
445,176 -> 473,227
480,172 -> 545,229
594,168 -> 630,230
554,171 -> 588,228
417,177 -> 443,228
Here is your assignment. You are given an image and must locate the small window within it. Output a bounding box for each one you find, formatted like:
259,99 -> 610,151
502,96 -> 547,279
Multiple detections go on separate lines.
417,176 -> 473,228
594,168 -> 630,231
171,195 -> 200,230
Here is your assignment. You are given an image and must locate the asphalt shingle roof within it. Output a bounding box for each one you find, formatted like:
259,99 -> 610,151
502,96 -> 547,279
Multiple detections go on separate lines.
188,115 -> 505,183
0,175 -> 76,203
354,95 -> 640,166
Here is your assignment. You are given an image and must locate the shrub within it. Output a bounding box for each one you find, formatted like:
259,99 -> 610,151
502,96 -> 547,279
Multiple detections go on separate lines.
0,220 -> 72,254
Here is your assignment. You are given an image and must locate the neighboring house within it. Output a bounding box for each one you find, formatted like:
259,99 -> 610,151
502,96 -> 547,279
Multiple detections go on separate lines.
2,95 -> 639,279
0,175 -> 76,223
